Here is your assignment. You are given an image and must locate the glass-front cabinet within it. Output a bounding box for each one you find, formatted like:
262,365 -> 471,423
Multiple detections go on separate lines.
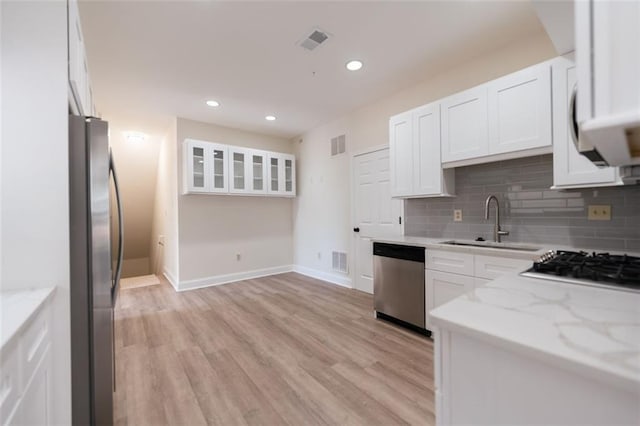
210,143 -> 228,193
229,147 -> 249,194
184,138 -> 295,197
251,150 -> 268,194
268,153 -> 296,196
185,139 -> 210,193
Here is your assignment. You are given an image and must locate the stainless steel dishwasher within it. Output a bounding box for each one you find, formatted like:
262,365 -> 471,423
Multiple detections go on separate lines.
373,242 -> 428,335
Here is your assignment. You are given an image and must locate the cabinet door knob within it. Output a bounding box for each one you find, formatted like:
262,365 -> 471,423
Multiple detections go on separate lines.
353,227 -> 360,233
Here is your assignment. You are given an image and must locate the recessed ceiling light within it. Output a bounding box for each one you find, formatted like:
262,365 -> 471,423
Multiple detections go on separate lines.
206,100 -> 220,107
346,60 -> 363,71
265,115 -> 276,121
124,131 -> 147,143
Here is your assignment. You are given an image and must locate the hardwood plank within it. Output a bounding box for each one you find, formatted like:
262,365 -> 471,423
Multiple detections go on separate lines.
114,272 -> 435,425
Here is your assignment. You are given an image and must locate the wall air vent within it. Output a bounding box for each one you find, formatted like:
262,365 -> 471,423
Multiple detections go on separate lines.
299,28 -> 330,51
331,134 -> 346,156
332,251 -> 348,274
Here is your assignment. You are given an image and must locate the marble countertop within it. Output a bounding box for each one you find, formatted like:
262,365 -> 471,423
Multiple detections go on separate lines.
429,273 -> 640,390
371,235 -> 551,260
1,287 -> 56,350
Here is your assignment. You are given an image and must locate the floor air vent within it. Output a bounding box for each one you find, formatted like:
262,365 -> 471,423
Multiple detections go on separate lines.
332,251 -> 348,274
331,134 -> 346,156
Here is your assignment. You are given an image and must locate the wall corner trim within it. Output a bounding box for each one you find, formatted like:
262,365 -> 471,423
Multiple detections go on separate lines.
292,265 -> 353,289
163,269 -> 179,291
177,265 -> 294,292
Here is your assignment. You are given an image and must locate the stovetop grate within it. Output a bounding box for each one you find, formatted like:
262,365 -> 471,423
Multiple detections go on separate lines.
528,250 -> 640,291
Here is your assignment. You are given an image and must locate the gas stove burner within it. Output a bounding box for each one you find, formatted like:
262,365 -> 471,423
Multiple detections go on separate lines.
523,250 -> 640,293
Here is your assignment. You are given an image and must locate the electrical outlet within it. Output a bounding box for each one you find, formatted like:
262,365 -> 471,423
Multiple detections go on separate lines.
453,209 -> 463,222
588,205 -> 611,221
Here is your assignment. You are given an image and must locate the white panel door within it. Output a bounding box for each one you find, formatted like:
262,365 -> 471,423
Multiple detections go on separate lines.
441,86 -> 489,162
353,148 -> 403,294
488,63 -> 552,154
413,103 -> 442,195
552,57 -> 619,187
389,111 -> 413,197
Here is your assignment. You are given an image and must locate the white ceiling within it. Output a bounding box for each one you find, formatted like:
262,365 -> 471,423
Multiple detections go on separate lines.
80,1 -> 546,139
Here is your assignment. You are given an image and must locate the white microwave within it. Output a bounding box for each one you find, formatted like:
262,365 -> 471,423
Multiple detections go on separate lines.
575,0 -> 640,167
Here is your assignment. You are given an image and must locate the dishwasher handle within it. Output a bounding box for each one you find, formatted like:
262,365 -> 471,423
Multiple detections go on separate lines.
373,242 -> 425,263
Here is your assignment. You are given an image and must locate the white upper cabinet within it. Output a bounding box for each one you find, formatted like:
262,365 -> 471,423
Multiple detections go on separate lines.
551,56 -> 622,188
209,143 -> 229,193
441,62 -> 553,166
488,63 -> 552,154
250,150 -> 268,194
183,139 -> 295,197
413,104 -> 451,196
389,112 -> 413,197
390,105 -> 454,198
185,139 -> 211,193
441,86 -> 489,162
268,153 -> 296,197
68,0 -> 94,116
229,147 -> 250,194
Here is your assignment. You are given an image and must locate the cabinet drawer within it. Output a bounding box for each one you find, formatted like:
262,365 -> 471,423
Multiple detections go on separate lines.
20,303 -> 51,387
0,339 -> 22,424
474,255 -> 531,280
427,250 -> 474,276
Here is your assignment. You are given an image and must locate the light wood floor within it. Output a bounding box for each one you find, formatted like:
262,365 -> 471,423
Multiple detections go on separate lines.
114,272 -> 435,425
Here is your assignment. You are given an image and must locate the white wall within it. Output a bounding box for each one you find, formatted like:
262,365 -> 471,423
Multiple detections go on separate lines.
292,117 -> 353,284
292,32 -> 556,286
157,118 -> 179,286
1,1 -> 71,423
175,118 -> 294,288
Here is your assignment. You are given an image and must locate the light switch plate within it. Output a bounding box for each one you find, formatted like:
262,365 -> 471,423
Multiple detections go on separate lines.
588,205 -> 611,221
453,209 -> 463,222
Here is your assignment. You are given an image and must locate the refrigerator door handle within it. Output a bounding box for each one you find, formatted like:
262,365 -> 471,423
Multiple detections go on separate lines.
109,149 -> 124,307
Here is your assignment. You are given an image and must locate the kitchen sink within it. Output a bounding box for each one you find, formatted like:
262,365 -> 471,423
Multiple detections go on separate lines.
438,240 -> 541,252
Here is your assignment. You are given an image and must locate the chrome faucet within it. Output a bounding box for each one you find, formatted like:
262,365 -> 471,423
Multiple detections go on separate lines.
485,195 -> 509,243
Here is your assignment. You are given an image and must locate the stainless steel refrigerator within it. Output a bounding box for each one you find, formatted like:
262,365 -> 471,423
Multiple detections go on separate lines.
69,116 -> 123,425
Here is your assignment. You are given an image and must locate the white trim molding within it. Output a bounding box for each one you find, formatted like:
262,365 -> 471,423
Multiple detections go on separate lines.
163,268 -> 179,291
292,265 -> 353,289
178,265 -> 294,291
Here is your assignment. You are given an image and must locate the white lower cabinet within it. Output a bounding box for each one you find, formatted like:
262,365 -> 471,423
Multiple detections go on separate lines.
474,255 -> 531,280
0,295 -> 53,425
426,250 -> 532,328
435,330 -> 638,425
425,271 -> 474,328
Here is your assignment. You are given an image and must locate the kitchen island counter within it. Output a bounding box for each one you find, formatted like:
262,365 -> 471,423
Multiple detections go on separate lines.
430,272 -> 640,424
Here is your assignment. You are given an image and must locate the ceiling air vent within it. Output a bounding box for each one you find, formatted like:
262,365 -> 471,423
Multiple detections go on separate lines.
299,28 -> 330,51
331,134 -> 346,156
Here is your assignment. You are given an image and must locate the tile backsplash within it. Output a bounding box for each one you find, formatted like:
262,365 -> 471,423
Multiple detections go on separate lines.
404,155 -> 640,251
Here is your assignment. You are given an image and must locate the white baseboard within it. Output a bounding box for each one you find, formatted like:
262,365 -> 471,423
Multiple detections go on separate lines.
292,265 -> 352,289
163,268 -> 178,291
178,265 -> 294,292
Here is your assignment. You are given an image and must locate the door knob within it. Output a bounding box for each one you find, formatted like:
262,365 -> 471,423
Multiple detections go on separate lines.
353,227 -> 360,233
